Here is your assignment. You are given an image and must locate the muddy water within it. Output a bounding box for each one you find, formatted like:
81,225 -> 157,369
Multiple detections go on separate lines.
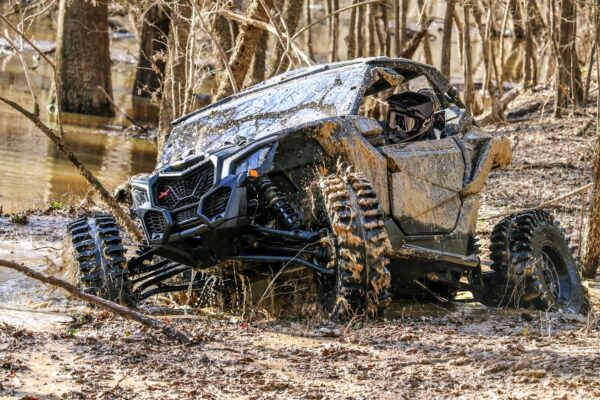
0,16 -> 157,213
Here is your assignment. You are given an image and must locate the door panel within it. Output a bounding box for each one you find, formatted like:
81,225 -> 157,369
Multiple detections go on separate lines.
381,138 -> 465,234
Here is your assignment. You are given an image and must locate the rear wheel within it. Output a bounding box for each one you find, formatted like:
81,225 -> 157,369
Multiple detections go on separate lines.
67,214 -> 133,305
312,170 -> 392,320
485,210 -> 588,314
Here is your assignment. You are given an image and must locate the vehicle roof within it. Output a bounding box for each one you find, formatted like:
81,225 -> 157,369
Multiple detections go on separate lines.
172,57 -> 443,126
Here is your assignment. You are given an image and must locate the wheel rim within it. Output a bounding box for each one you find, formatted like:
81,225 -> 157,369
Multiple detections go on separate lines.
540,243 -> 571,304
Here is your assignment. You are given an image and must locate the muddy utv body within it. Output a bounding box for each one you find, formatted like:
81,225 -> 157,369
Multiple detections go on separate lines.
68,57 -> 588,318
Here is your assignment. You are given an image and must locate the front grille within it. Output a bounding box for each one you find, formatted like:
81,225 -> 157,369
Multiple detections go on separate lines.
175,207 -> 199,225
144,211 -> 167,236
155,162 -> 214,210
202,187 -> 231,220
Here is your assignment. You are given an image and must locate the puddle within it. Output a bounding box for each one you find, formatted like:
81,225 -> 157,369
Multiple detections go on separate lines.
0,15 -> 157,214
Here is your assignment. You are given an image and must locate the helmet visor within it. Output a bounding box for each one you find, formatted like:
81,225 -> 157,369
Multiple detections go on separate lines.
389,111 -> 420,134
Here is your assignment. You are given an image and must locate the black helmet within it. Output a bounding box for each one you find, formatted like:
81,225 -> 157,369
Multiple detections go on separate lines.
386,91 -> 434,142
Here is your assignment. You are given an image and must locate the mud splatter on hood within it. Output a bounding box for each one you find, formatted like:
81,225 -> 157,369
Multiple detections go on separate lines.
159,63 -> 369,168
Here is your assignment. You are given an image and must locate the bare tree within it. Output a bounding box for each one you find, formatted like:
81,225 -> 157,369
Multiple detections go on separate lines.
462,0 -> 474,112
215,0 -> 275,101
441,0 -> 457,77
267,0 -> 304,77
157,0 -> 193,151
554,0 -> 583,117
53,0 -> 114,117
132,5 -> 169,102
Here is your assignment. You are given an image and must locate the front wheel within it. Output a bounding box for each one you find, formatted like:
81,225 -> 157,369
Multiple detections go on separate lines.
311,170 -> 392,320
66,214 -> 133,305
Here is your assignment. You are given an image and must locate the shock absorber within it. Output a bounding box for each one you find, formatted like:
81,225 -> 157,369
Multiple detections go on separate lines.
255,176 -> 302,230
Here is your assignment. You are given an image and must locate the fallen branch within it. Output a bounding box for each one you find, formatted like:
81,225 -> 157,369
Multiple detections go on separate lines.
479,183 -> 593,220
0,95 -> 143,242
0,258 -> 191,345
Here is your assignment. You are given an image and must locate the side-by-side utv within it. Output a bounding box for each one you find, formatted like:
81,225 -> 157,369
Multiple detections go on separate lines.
67,57 -> 588,319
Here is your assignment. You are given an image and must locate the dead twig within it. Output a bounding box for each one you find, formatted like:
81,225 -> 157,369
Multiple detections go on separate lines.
0,258 -> 191,345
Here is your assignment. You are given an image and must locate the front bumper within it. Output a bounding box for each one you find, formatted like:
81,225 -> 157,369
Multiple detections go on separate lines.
131,156 -> 247,247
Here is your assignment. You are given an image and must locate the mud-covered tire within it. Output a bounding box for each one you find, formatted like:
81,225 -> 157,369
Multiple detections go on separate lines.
313,171 -> 392,320
67,214 -> 132,305
486,210 -> 588,314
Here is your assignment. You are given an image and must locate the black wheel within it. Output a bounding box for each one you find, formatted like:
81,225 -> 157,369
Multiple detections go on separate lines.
67,214 -> 133,305
486,210 -> 588,314
311,170 -> 392,320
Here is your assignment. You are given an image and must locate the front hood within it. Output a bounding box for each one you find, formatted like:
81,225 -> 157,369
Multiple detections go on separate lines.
158,63 -> 369,169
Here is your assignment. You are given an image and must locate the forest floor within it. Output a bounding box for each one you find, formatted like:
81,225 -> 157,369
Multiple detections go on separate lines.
1,87 -> 600,399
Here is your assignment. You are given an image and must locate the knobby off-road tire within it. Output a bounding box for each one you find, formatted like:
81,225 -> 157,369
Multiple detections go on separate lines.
487,210 -> 588,314
67,214 -> 133,305
314,171 -> 392,320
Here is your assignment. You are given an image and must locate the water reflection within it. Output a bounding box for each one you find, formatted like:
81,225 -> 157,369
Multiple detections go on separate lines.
0,15 -> 157,213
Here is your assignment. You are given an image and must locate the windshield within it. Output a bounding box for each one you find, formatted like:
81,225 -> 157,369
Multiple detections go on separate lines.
159,63 -> 369,168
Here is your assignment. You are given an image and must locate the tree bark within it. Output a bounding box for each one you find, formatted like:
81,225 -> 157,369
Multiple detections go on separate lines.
305,0 -> 314,60
215,0 -> 274,101
248,30 -> 268,85
462,1 -> 474,112
583,0 -> 600,279
418,0 -> 433,64
212,2 -> 235,84
267,0 -> 304,77
157,1 -> 193,152
347,0 -> 358,58
554,0 -> 584,117
54,0 -> 113,117
0,258 -> 190,345
132,6 -> 170,100
441,0 -> 456,77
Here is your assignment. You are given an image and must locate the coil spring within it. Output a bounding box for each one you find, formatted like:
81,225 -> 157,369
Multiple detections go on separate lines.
256,176 -> 302,230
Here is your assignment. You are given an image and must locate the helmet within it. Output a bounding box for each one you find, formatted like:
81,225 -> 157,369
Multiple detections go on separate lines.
386,91 -> 434,142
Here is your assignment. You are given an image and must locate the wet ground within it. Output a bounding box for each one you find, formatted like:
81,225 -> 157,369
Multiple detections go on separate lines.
0,211 -> 598,399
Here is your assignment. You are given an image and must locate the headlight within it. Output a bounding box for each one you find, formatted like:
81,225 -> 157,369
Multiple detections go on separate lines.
234,146 -> 271,175
131,188 -> 149,207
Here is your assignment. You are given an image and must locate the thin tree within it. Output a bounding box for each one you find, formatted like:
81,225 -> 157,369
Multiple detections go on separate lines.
462,0 -> 474,112
441,0 -> 456,78
157,1 -> 193,151
554,0 -> 583,117
215,0 -> 275,101
53,0 -> 114,117
267,0 -> 304,76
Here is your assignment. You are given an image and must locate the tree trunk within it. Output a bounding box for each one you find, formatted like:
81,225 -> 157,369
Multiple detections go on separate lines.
212,2 -> 235,85
583,2 -> 600,279
157,1 -> 193,152
401,0 -> 409,47
215,0 -> 275,101
441,0 -> 456,77
54,0 -> 113,117
347,0 -> 358,58
132,6 -> 170,100
462,1 -> 474,112
305,0 -> 314,60
248,30 -> 268,85
267,0 -> 304,77
330,0 -> 339,62
417,0 -> 433,64
554,0 -> 584,117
